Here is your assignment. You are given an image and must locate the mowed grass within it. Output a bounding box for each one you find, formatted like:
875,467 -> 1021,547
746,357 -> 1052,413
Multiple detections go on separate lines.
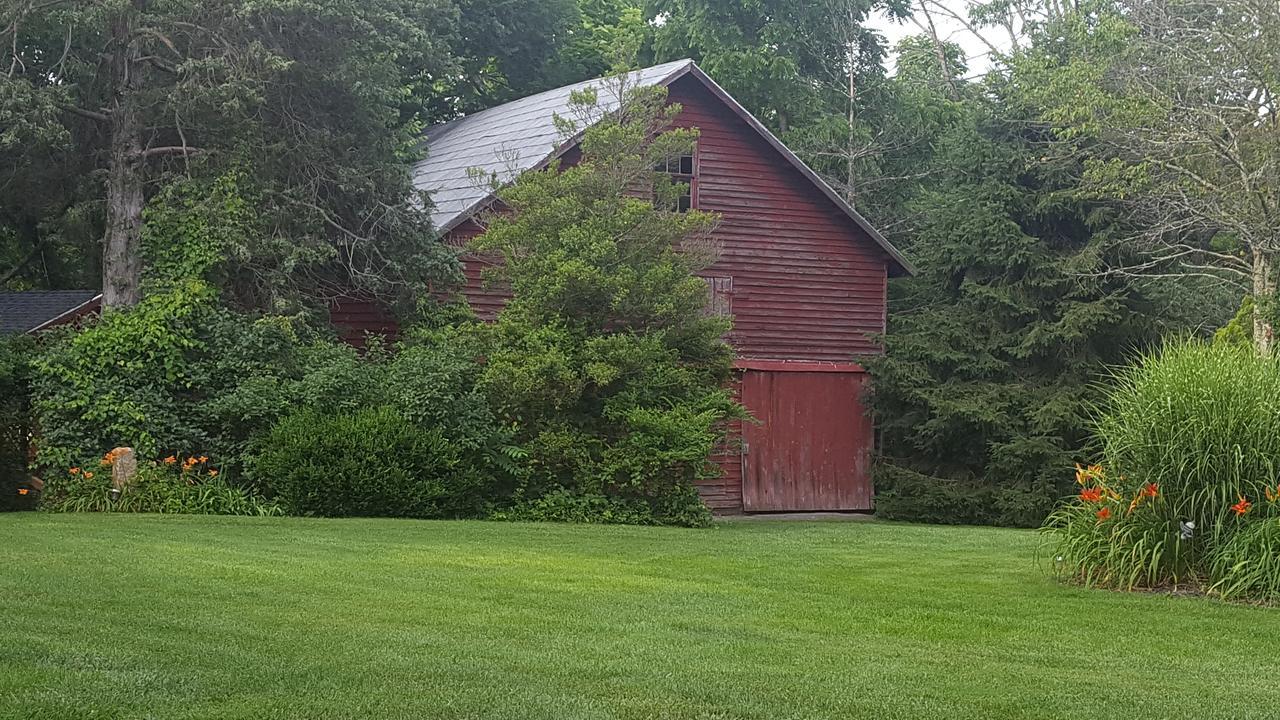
2,515 -> 1279,719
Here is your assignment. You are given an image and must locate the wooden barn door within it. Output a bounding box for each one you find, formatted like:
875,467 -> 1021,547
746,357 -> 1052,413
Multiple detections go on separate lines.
740,369 -> 873,512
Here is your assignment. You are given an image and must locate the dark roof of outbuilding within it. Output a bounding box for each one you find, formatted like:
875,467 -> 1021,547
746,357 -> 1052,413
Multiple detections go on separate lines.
0,291 -> 101,334
411,59 -> 914,276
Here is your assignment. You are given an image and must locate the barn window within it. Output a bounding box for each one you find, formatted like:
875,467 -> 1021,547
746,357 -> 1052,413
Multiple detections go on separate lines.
655,150 -> 696,212
703,276 -> 732,317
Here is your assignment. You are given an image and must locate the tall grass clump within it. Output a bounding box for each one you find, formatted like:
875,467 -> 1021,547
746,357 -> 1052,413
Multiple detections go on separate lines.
1043,338 -> 1280,602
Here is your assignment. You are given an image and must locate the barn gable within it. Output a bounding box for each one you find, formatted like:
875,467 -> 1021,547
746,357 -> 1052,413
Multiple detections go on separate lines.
412,60 -> 911,278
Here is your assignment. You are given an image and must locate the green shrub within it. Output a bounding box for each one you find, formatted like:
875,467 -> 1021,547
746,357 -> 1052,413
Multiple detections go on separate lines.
1043,339 -> 1280,600
385,326 -> 525,484
494,489 -> 661,525
873,464 -> 1056,528
28,281 -> 416,485
250,406 -> 493,518
31,281 -> 308,476
41,457 -> 281,515
462,87 -> 741,527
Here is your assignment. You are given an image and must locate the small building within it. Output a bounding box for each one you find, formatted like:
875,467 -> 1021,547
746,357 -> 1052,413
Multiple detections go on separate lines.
336,60 -> 912,513
0,291 -> 101,335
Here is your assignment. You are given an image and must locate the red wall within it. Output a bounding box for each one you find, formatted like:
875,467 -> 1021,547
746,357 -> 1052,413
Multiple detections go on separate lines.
666,76 -> 889,361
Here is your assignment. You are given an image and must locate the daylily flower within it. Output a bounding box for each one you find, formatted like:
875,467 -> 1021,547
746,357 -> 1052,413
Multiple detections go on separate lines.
17,488 -> 29,496
1079,487 -> 1103,503
1142,483 -> 1158,498
69,467 -> 80,475
1096,507 -> 1112,522
83,471 -> 93,480
1231,496 -> 1252,516
164,456 -> 177,465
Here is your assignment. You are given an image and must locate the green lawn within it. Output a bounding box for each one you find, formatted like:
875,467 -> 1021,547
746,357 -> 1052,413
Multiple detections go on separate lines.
2,515 -> 1278,719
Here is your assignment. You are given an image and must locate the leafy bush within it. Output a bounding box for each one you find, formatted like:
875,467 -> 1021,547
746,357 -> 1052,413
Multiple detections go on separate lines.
41,454 -> 281,515
0,335 -> 35,511
1043,339 -> 1280,601
30,280 -> 307,476
251,406 -> 494,518
493,489 -> 661,525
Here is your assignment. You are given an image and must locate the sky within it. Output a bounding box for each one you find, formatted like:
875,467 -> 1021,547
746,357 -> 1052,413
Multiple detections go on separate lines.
865,2 -> 1018,77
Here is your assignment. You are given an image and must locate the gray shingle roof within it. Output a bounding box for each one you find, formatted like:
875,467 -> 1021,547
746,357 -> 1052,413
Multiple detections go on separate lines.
412,59 -> 695,233
0,291 -> 100,333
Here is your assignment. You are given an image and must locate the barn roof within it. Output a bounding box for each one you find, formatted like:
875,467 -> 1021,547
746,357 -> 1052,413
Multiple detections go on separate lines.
0,291 -> 100,334
413,60 -> 913,275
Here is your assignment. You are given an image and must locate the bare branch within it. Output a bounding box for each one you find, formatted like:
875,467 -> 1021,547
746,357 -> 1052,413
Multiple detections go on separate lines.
139,145 -> 206,159
59,104 -> 110,123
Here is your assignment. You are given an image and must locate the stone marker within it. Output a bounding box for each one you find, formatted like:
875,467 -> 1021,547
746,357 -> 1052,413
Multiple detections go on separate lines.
110,447 -> 137,495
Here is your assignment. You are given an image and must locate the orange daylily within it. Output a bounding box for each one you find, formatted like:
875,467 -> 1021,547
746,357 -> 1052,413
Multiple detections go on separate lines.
1128,483 -> 1159,514
17,488 -> 29,496
1096,507 -> 1112,522
1231,496 -> 1252,516
207,469 -> 218,477
69,467 -> 80,475
164,455 -> 177,465
83,471 -> 94,480
1074,463 -> 1105,486
1079,487 -> 1103,503
198,455 -> 209,464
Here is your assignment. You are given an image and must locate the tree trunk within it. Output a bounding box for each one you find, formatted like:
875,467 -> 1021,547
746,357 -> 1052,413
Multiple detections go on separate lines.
846,38 -> 857,208
0,216 -> 42,287
101,4 -> 145,308
1253,250 -> 1276,355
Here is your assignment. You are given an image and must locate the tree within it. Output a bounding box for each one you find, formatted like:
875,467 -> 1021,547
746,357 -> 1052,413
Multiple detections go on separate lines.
1,0 -> 460,308
429,0 -> 584,113
1008,0 -> 1280,353
468,83 -> 740,525
861,24 -> 1229,526
645,0 -> 902,134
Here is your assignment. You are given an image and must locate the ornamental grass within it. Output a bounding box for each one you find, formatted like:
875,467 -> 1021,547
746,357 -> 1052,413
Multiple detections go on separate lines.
1043,339 -> 1280,603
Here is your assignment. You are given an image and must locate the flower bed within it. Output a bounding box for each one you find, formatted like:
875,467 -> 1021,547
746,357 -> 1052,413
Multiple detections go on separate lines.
1043,340 -> 1280,603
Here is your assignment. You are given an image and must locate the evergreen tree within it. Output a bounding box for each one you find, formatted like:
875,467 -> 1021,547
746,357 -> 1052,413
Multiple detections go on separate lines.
470,84 -> 741,526
865,32 -> 1229,526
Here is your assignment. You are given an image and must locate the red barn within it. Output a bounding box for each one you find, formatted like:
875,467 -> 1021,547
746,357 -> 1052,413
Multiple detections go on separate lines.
335,60 -> 912,514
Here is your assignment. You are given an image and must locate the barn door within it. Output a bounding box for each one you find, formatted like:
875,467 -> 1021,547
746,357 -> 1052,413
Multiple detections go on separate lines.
740,369 -> 873,512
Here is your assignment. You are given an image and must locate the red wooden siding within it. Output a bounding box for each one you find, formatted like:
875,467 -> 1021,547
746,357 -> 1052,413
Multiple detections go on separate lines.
700,371 -> 745,512
446,221 -> 507,321
665,76 -> 888,362
739,368 -> 873,511
329,296 -> 399,346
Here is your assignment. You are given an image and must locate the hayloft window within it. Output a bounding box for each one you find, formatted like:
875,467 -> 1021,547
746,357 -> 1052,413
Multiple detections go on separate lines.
655,150 -> 696,212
